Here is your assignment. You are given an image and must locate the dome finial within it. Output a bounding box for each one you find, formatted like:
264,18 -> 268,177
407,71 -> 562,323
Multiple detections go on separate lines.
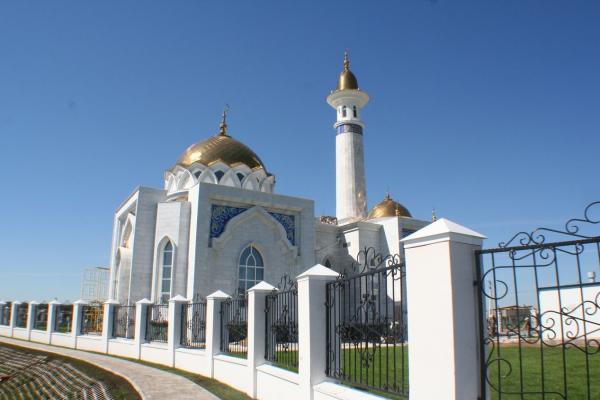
432,208 -> 437,222
343,50 -> 350,71
219,104 -> 230,136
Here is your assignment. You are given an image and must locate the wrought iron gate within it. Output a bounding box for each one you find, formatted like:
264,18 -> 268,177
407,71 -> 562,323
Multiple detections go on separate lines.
326,247 -> 408,397
477,201 -> 600,399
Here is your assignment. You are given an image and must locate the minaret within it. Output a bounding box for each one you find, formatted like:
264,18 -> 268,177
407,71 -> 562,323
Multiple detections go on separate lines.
327,52 -> 370,224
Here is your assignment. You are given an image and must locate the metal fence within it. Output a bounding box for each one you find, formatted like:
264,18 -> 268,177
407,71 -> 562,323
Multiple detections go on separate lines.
220,295 -> 248,357
33,304 -> 48,331
80,305 -> 104,335
181,302 -> 207,348
477,201 -> 600,400
146,304 -> 168,342
54,305 -> 73,333
112,305 -> 136,339
265,276 -> 299,370
325,247 -> 408,398
0,302 -> 11,326
15,303 -> 28,328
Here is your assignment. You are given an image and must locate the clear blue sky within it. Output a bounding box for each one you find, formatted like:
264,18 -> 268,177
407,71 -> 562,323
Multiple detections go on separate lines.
0,1 -> 598,302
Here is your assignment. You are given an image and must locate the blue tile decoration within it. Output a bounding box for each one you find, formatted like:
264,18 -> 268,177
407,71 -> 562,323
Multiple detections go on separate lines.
267,212 -> 296,245
209,204 -> 296,246
401,229 -> 417,238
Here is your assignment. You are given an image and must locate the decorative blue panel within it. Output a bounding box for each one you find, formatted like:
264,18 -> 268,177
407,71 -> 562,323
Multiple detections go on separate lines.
209,204 -> 296,246
267,212 -> 296,245
336,123 -> 363,135
401,229 -> 417,239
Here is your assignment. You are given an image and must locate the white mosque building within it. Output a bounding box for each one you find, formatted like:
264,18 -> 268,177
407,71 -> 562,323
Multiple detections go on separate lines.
108,54 -> 430,305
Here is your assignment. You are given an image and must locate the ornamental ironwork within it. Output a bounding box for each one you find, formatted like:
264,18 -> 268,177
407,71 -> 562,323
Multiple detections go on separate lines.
477,201 -> 600,400
265,274 -> 299,370
181,301 -> 207,349
145,304 -> 168,343
326,247 -> 408,397
220,294 -> 248,358
112,305 -> 135,339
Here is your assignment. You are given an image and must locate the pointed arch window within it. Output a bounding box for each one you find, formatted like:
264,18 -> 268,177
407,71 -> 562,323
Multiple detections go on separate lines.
238,245 -> 264,294
352,106 -> 357,118
342,106 -> 347,118
160,241 -> 173,303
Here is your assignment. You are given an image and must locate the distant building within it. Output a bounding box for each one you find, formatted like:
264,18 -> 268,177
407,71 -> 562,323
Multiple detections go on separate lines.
81,267 -> 110,302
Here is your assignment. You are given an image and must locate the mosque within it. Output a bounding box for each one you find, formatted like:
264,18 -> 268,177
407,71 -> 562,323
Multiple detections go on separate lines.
108,54 -> 429,305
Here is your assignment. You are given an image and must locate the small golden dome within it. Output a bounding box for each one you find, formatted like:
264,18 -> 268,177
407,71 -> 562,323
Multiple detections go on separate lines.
176,112 -> 266,171
367,194 -> 412,219
337,51 -> 359,91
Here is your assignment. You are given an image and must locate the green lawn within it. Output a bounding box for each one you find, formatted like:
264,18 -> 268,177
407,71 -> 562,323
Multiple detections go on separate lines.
486,344 -> 600,399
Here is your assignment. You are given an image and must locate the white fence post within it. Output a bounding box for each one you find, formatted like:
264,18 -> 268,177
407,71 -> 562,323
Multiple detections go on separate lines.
134,298 -> 152,359
102,299 -> 119,353
401,218 -> 485,400
168,295 -> 187,367
297,264 -> 340,400
72,300 -> 87,349
206,290 -> 230,378
247,282 -> 276,398
27,301 -> 37,341
47,300 -> 60,344
10,301 -> 19,337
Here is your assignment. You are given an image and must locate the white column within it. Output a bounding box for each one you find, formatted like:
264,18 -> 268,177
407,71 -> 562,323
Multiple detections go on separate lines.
134,298 -> 153,359
168,295 -> 188,367
102,299 -> 119,353
297,264 -> 340,400
247,282 -> 276,398
47,300 -> 60,344
9,302 -> 19,337
206,290 -> 230,378
401,218 -> 485,400
72,299 -> 88,349
27,301 -> 38,340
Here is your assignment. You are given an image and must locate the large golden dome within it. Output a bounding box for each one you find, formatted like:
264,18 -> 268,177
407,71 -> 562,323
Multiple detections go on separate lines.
337,51 -> 359,91
176,116 -> 266,171
367,194 -> 412,219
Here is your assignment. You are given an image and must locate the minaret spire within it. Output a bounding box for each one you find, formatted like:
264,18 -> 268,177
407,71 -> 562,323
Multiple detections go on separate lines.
327,53 -> 370,224
219,104 -> 230,136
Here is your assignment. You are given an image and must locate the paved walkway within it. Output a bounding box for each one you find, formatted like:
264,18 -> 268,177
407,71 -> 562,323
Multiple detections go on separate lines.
0,337 -> 220,400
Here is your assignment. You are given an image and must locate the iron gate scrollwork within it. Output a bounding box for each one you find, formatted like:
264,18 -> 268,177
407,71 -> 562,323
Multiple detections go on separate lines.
326,247 -> 408,397
478,201 -> 600,399
265,274 -> 299,370
220,294 -> 248,357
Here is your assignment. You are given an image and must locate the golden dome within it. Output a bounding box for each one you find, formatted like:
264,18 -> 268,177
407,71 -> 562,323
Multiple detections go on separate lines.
367,194 -> 412,219
337,51 -> 359,91
176,112 -> 266,171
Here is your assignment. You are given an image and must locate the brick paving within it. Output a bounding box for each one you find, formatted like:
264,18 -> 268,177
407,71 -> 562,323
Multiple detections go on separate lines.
0,337 -> 220,400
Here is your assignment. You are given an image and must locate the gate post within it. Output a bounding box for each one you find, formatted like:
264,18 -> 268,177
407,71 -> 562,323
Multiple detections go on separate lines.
168,295 -> 187,367
134,298 -> 152,359
206,290 -> 230,378
401,218 -> 485,400
297,264 -> 340,400
247,281 -> 276,398
102,299 -> 119,353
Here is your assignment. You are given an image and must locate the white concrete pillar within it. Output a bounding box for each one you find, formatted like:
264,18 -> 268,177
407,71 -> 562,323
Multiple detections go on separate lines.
247,282 -> 276,398
47,300 -> 60,344
9,302 -> 19,337
102,299 -> 119,353
27,301 -> 37,340
168,295 -> 188,367
401,218 -> 485,400
206,290 -> 230,378
72,299 -> 88,349
134,298 -> 152,359
297,264 -> 340,400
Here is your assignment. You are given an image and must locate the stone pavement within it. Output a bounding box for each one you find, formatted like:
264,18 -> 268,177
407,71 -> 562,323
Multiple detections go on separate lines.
0,337 -> 221,400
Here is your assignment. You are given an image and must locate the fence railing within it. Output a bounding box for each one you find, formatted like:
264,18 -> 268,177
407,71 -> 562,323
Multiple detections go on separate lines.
265,277 -> 299,371
181,302 -> 207,348
54,305 -> 73,333
146,304 -> 168,342
80,305 -> 104,335
15,303 -> 28,328
325,248 -> 408,398
0,302 -> 11,326
220,295 -> 248,358
112,305 -> 136,339
33,304 -> 48,331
